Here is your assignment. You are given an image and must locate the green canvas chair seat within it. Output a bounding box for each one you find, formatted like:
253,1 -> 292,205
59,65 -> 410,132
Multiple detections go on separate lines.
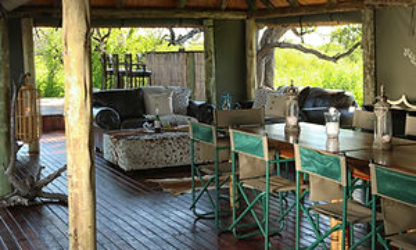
370,164 -> 416,250
242,175 -> 304,192
311,200 -> 382,224
229,129 -> 298,250
388,232 -> 416,249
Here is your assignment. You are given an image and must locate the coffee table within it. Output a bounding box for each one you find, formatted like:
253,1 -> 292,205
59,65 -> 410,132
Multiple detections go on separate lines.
103,128 -> 207,171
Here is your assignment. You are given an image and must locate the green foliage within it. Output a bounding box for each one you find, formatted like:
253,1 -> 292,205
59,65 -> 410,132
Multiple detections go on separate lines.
34,28 -> 65,97
275,25 -> 364,106
35,28 -> 203,96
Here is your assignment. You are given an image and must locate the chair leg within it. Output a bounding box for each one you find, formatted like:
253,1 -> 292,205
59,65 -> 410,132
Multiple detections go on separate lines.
214,147 -> 219,229
296,171 -> 301,250
265,161 -> 270,250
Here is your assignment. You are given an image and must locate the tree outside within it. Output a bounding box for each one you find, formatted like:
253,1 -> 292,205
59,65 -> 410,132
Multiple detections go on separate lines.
34,25 -> 362,105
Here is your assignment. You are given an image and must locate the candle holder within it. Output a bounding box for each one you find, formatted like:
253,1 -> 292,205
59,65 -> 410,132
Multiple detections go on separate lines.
373,86 -> 392,150
285,81 -> 300,133
324,107 -> 341,139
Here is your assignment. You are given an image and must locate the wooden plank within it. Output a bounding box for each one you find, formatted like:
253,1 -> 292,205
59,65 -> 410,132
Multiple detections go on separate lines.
0,18 -> 11,197
246,18 -> 257,100
220,0 -> 229,10
177,0 -> 186,9
203,19 -> 216,104
251,2 -> 365,19
62,0 -> 96,249
21,18 -> 39,154
362,7 -> 376,105
259,0 -> 276,9
11,7 -> 248,20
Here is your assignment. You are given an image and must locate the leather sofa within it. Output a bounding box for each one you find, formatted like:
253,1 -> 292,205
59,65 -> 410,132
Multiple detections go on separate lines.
239,86 -> 358,127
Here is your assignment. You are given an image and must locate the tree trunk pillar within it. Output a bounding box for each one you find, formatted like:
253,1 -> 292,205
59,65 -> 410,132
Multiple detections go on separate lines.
0,18 -> 12,197
363,8 -> 376,105
21,18 -> 39,154
203,19 -> 216,104
246,18 -> 257,100
62,0 -> 96,249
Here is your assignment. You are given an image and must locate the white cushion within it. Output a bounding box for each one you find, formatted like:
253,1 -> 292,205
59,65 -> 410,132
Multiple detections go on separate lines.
144,91 -> 173,115
142,86 -> 191,115
253,88 -> 276,109
265,94 -> 286,118
160,114 -> 197,126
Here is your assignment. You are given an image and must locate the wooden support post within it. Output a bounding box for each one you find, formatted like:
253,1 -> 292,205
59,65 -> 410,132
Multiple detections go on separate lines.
21,18 -> 39,154
363,8 -> 376,105
203,19 -> 216,105
246,18 -> 257,100
0,18 -> 12,197
62,0 -> 96,249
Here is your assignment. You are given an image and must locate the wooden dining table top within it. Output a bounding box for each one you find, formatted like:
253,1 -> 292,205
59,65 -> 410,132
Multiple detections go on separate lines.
240,122 -> 416,154
239,122 -> 416,174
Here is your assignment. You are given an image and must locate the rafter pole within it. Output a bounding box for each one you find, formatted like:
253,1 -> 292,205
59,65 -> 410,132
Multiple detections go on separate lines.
21,18 -> 39,154
62,0 -> 96,249
260,0 -> 276,9
327,0 -> 338,4
363,7 -> 376,105
117,0 -> 127,8
286,0 -> 299,8
0,17 -> 12,197
177,0 -> 186,9
220,0 -> 229,10
246,0 -> 257,11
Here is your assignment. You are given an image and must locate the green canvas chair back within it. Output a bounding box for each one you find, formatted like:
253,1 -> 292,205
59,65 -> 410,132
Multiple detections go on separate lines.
370,164 -> 416,208
189,121 -> 216,146
294,144 -> 347,187
214,109 -> 265,129
230,129 -> 269,161
405,114 -> 416,137
352,109 -> 374,131
370,164 -> 416,234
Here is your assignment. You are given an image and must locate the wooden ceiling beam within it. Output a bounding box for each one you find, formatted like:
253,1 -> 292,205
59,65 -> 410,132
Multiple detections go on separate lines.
286,0 -> 299,8
220,0 -> 229,10
245,0 -> 257,11
177,0 -> 186,9
327,0 -> 338,4
251,1 -> 365,19
365,0 -> 416,7
11,7 -> 248,20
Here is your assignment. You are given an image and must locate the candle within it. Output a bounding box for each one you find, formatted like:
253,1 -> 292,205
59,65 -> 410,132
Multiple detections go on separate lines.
326,122 -> 339,138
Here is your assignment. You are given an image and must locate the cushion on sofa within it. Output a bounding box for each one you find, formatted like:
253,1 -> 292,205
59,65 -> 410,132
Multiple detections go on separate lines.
302,87 -> 357,109
253,88 -> 276,109
142,86 -> 191,115
93,88 -> 145,120
265,94 -> 286,118
144,90 -> 174,115
93,107 -> 121,130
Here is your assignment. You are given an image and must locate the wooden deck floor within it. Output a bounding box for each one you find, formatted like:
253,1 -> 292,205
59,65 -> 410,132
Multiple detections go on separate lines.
0,133 -> 373,250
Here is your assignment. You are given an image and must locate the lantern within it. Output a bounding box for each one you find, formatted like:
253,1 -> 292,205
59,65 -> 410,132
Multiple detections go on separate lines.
285,82 -> 300,133
15,75 -> 41,143
373,85 -> 392,150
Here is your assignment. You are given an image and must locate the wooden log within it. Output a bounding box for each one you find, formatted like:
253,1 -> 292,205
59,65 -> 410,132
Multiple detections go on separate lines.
62,0 -> 96,249
21,18 -> 40,154
0,18 -> 12,197
362,7 -> 376,105
246,18 -> 257,100
11,7 -> 248,20
251,2 -> 365,19
203,19 -> 216,105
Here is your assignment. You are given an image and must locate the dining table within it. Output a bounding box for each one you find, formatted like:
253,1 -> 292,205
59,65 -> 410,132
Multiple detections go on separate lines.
238,122 -> 416,249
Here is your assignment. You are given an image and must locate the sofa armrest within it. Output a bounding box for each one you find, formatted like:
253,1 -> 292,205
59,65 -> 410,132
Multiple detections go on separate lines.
93,106 -> 121,130
235,100 -> 254,109
187,100 -> 215,124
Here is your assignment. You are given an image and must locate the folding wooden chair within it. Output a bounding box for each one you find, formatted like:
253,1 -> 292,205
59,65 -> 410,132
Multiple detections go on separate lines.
352,109 -> 374,132
189,121 -> 230,230
370,164 -> 416,250
294,145 -> 383,250
228,129 -> 302,249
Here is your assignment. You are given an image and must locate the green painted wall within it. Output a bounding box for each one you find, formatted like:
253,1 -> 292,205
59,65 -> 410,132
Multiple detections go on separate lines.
214,20 -> 246,106
376,7 -> 416,101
